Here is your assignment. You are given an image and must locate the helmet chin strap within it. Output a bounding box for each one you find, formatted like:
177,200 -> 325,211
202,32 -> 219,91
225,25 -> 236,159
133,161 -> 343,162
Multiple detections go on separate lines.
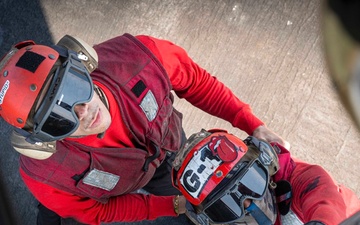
246,202 -> 273,225
94,85 -> 109,139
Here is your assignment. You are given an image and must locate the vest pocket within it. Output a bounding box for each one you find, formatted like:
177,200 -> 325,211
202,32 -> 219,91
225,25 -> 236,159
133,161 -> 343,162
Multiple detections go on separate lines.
75,148 -> 156,203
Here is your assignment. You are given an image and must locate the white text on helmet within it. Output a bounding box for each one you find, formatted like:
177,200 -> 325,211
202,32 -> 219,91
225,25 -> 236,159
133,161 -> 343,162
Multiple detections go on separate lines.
181,145 -> 221,198
0,80 -> 10,105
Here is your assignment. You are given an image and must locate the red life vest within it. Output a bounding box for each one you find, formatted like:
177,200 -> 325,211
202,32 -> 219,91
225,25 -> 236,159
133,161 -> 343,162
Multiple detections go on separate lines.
20,34 -> 183,203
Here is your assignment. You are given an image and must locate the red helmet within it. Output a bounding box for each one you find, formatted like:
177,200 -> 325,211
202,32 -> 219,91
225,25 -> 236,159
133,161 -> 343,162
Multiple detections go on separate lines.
0,41 -> 59,128
173,129 -> 249,205
172,129 -> 279,224
0,35 -> 98,143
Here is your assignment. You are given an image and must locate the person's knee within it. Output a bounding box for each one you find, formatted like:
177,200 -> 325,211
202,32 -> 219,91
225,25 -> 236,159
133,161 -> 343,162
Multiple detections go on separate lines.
37,203 -> 61,225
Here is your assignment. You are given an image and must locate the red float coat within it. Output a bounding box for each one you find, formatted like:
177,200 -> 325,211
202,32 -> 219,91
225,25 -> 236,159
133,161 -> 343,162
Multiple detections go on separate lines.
19,34 -> 264,225
21,34 -> 184,204
272,144 -> 360,225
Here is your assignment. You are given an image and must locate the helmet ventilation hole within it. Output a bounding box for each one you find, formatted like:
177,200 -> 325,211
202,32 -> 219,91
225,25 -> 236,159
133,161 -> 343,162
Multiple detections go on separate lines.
48,54 -> 56,60
30,84 -> 37,91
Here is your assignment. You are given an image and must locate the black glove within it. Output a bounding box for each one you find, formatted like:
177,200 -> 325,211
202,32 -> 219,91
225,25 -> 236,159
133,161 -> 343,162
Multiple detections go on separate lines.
304,221 -> 325,225
185,201 -> 209,225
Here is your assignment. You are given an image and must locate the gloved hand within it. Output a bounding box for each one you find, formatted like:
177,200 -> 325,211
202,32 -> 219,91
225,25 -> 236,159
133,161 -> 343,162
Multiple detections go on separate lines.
252,125 -> 291,150
185,201 -> 209,225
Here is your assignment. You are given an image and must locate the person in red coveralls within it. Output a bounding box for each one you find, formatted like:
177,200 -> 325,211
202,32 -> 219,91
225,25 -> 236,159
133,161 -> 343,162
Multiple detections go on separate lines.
172,129 -> 360,225
0,34 -> 288,225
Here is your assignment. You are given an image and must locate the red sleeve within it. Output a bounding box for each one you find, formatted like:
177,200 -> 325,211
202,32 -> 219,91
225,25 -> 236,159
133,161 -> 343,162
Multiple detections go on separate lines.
135,35 -> 264,135
290,162 -> 349,225
20,169 -> 177,225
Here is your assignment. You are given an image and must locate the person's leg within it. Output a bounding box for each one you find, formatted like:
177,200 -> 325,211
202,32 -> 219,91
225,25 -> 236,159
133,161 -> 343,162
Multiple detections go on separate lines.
143,151 -> 181,196
143,149 -> 194,225
143,130 -> 186,196
37,203 -> 61,225
143,130 -> 187,196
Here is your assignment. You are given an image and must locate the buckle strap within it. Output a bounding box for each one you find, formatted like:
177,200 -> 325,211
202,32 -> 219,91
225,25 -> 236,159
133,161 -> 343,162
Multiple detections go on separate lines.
246,202 -> 273,225
142,143 -> 160,172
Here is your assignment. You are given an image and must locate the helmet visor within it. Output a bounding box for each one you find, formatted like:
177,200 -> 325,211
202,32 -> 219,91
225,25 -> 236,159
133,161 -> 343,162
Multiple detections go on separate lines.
32,53 -> 93,142
203,159 -> 269,223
